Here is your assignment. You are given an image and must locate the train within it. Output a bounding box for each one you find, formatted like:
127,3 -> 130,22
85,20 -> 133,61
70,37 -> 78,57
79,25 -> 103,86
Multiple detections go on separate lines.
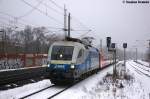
47,37 -> 113,84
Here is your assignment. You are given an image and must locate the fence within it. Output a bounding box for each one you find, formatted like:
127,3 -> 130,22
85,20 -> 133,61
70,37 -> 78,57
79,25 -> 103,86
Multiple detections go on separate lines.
0,54 -> 48,70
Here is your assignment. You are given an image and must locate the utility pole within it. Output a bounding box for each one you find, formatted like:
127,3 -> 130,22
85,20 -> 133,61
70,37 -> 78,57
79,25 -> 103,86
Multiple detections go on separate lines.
100,39 -> 102,53
111,43 -> 117,79
123,43 -> 127,77
68,13 -> 71,38
0,29 -> 5,54
136,48 -> 138,62
123,43 -> 127,66
148,40 -> 150,67
64,5 -> 67,39
0,30 -> 4,53
106,37 -> 117,81
100,39 -> 103,67
4,30 -> 6,53
124,47 -> 126,65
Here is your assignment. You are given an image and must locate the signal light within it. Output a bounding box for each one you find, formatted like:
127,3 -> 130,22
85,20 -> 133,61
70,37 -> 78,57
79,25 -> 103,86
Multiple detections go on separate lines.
106,37 -> 111,48
123,43 -> 127,48
111,43 -> 116,48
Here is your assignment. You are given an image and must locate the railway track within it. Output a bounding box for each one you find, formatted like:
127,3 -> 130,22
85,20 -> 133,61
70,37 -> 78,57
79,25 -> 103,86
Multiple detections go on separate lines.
19,85 -> 55,99
19,83 -> 74,99
47,84 -> 73,99
134,61 -> 149,68
132,62 -> 150,72
128,62 -> 150,77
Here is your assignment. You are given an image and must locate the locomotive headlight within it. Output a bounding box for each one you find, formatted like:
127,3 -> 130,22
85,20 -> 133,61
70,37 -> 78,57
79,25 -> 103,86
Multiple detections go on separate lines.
47,61 -> 51,67
48,64 -> 50,67
60,54 -> 63,58
70,64 -> 75,69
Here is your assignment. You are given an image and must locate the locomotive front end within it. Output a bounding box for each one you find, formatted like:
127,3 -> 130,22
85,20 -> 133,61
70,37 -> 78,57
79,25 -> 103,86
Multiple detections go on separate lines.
47,42 -> 76,84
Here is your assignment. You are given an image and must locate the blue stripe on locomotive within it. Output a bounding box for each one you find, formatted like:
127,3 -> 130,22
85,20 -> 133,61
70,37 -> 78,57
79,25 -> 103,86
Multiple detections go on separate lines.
76,48 -> 99,73
49,64 -> 70,72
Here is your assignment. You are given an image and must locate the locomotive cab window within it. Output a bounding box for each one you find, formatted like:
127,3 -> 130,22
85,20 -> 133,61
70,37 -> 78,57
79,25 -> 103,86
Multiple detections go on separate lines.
51,46 -> 74,60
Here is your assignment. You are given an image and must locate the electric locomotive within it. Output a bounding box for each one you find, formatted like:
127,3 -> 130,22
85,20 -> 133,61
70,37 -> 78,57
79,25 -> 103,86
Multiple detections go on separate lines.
47,37 -> 100,84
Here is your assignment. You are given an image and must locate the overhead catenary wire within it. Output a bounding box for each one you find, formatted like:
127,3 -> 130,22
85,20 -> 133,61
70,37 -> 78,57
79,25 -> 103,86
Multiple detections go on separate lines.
17,0 -> 44,19
37,0 -> 92,36
0,11 -> 38,27
71,16 -> 91,31
0,21 -> 26,30
44,26 -> 63,30
48,0 -> 64,11
47,0 -> 92,33
0,0 -> 92,37
0,15 -> 29,27
78,30 -> 92,38
0,11 -> 63,30
35,0 -> 64,16
21,0 -> 63,26
0,20 -> 13,27
0,16 -> 26,28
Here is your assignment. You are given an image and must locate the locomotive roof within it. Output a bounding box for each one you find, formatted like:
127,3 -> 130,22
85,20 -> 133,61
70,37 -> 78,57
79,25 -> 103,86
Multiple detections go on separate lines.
52,40 -> 84,48
65,37 -> 92,47
52,37 -> 99,53
65,37 -> 99,52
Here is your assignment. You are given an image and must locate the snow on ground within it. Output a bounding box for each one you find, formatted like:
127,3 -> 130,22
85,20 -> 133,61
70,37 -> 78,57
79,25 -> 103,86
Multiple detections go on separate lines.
24,63 -> 115,99
125,61 -> 150,99
0,60 -> 150,99
54,61 -> 150,99
0,63 -> 115,99
129,62 -> 150,76
0,80 -> 52,99
126,61 -> 150,95
25,86 -> 65,99
53,64 -> 114,99
138,60 -> 150,67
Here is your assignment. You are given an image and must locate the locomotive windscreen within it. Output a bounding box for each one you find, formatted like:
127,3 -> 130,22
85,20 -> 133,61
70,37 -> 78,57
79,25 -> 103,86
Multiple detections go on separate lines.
51,46 -> 74,60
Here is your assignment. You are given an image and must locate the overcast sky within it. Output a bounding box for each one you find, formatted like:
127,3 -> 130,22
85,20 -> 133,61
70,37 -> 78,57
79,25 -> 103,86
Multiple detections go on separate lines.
0,0 -> 150,53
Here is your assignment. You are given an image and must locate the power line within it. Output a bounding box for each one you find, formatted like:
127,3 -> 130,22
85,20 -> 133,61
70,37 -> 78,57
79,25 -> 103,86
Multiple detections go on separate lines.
71,29 -> 91,31
0,11 -> 63,30
48,0 -> 64,11
18,0 -> 43,19
35,0 -> 64,16
0,20 -> 10,26
45,26 -> 63,30
0,16 -> 11,22
0,20 -> 18,28
78,30 -> 92,38
0,11 -> 15,18
1,0 -> 92,36
71,16 -> 91,31
0,15 -> 27,27
41,0 -> 92,35
47,0 -> 90,30
0,11 -> 37,27
0,12 -> 65,31
21,0 -> 63,25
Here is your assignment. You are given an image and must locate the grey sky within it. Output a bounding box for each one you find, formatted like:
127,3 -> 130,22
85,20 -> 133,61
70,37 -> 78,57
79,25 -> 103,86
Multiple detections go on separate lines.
0,0 -> 150,52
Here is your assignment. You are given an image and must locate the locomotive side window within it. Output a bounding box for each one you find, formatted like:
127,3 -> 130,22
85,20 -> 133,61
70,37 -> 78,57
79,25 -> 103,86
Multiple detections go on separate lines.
51,46 -> 74,60
78,49 -> 82,58
77,49 -> 84,63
